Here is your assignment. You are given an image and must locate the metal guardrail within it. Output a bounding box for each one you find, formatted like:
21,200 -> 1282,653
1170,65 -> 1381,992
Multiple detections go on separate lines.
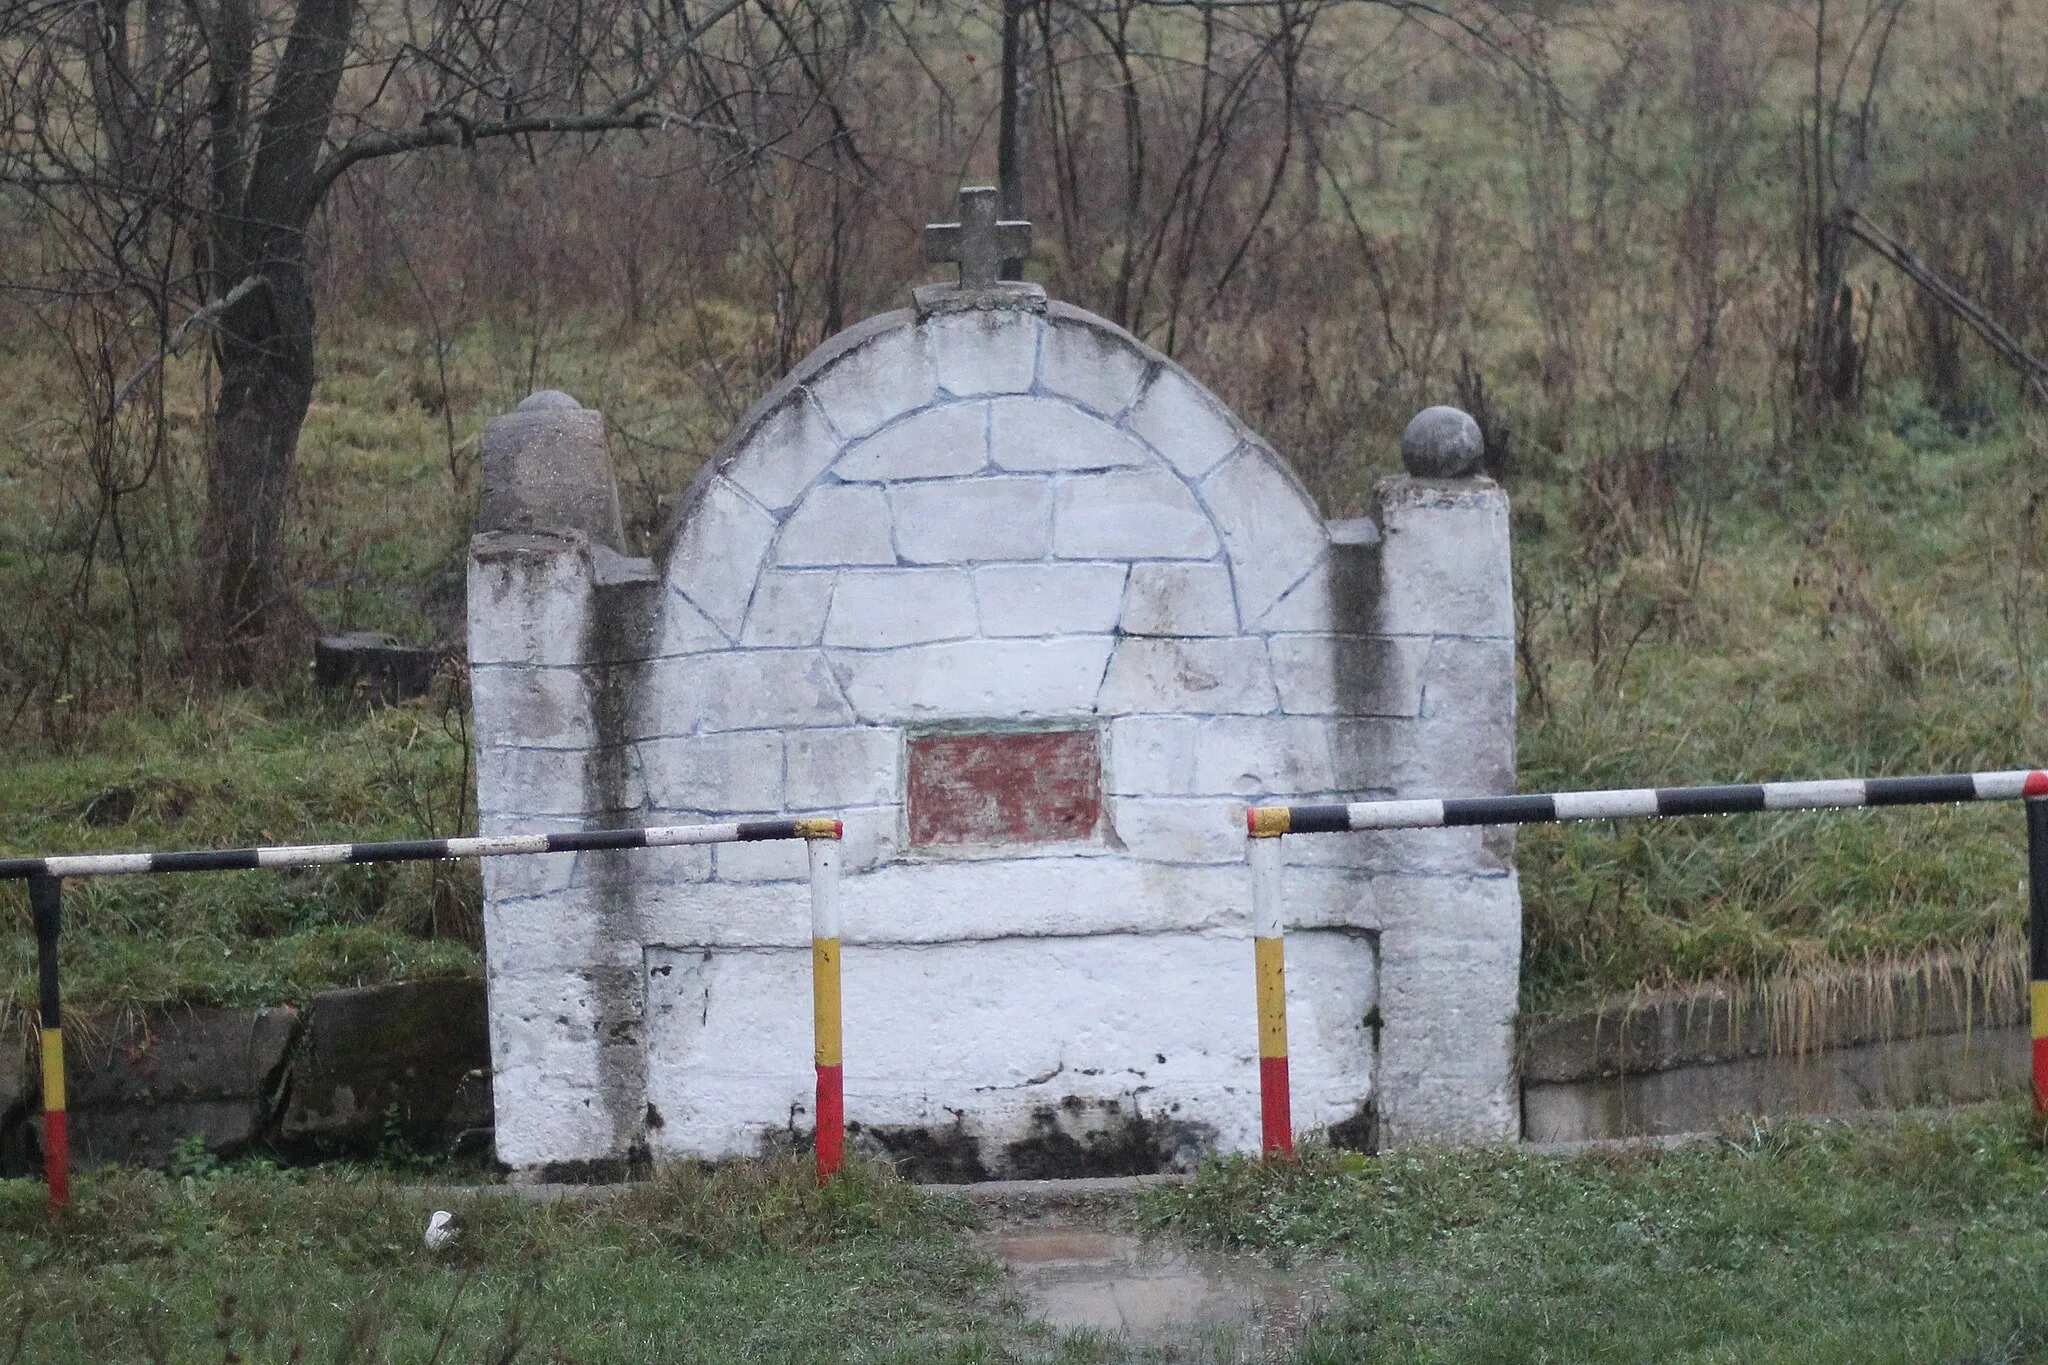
9,818 -> 846,1211
1245,769 -> 2048,1158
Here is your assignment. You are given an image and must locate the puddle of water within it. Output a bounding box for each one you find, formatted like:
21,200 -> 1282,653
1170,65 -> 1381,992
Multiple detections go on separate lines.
977,1222 -> 1324,1351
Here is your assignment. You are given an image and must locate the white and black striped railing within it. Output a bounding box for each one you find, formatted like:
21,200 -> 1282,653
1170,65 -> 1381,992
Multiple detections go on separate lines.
1242,764 -> 2048,1159
6,813 -> 847,1210
0,817 -> 843,881
1246,769 -> 2048,836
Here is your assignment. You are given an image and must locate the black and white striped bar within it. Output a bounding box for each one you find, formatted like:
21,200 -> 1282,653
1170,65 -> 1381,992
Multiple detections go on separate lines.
0,818 -> 843,881
1247,770 -> 2048,836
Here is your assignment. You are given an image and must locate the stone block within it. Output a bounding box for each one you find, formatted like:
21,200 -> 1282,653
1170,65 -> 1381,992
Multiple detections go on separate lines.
1188,715 -> 1342,796
1372,477 -> 1513,639
1254,554 -> 1340,633
479,402 -> 623,548
741,571 -> 835,647
480,843 -> 582,903
1419,637 -> 1516,721
468,537 -> 593,667
1120,562 -> 1239,636
974,563 -> 1128,636
893,477 -> 1053,562
1380,714 -> 1517,796
831,637 -> 1115,722
1039,309 -> 1150,416
1282,826 -> 1506,878
482,887 -> 611,974
1097,637 -> 1278,715
469,665 -> 592,748
723,390 -> 840,513
834,804 -> 903,873
924,308 -> 1040,397
824,568 -> 978,647
476,743 -> 593,818
1107,796 -> 1242,863
714,836 -> 811,882
282,980 -> 492,1154
666,477 -> 778,634
1369,874 -> 1523,939
775,484 -> 897,566
65,1006 -> 300,1168
786,726 -> 902,808
989,397 -> 1149,472
1201,449 -> 1328,626
836,402 -> 988,482
1106,715 -> 1201,795
655,587 -> 733,656
1053,470 -> 1220,560
314,632 -> 437,703
1127,367 -> 1243,480
644,650 -> 855,732
640,730 -> 784,811
1269,634 -> 1428,717
807,320 -> 936,439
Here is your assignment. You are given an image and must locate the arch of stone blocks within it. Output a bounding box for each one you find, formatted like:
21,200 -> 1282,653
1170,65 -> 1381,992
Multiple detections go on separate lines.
466,290 -> 1521,1176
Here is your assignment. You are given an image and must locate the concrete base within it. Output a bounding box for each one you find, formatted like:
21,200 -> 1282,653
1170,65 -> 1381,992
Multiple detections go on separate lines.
642,929 -> 1379,1175
1524,1025 -> 2027,1143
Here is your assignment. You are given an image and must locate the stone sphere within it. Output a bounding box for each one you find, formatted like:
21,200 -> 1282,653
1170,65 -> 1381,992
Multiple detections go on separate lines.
518,389 -> 584,412
1401,405 -> 1484,478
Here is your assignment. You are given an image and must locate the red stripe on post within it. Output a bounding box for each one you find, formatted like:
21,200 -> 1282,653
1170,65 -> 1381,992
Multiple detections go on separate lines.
2027,772 -> 2048,798
1259,1055 -> 1293,1158
2034,1039 -> 2048,1117
815,1063 -> 844,1181
43,1110 -> 67,1209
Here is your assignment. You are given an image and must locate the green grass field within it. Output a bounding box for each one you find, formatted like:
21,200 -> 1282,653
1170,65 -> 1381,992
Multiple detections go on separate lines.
6,1107 -> 2048,1362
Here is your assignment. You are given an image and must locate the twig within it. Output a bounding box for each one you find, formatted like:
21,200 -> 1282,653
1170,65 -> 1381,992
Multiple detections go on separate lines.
1841,208 -> 2048,407
108,275 -> 268,413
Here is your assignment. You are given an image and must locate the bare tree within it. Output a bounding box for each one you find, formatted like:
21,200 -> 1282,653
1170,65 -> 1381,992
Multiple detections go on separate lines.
1790,0 -> 1907,419
1,0 -> 859,677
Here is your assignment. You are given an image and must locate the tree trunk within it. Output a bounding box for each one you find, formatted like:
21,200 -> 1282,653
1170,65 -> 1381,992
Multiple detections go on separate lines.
202,258 -> 318,679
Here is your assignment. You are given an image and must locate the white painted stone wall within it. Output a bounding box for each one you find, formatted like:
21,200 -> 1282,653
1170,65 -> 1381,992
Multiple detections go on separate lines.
468,293 -> 1520,1177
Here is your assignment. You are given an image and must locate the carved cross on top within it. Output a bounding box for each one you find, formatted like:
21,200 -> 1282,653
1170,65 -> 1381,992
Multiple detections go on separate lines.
924,186 -> 1032,290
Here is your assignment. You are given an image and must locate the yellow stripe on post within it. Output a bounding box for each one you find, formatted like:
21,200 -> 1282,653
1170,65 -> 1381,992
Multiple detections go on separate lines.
1255,938 -> 1288,1059
1248,806 -> 1291,838
812,938 -> 843,1067
2033,981 -> 2048,1040
40,1028 -> 65,1113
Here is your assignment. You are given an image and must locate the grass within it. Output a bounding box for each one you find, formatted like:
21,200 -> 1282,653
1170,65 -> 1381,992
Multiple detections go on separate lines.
1146,1103 -> 2048,1364
1513,396 -> 2048,1013
0,690 -> 480,1019
8,1109 -> 2048,1361
0,1157 -> 1031,1363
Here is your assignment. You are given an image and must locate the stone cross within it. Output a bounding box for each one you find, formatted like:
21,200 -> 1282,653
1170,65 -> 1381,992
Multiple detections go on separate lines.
924,186 -> 1033,290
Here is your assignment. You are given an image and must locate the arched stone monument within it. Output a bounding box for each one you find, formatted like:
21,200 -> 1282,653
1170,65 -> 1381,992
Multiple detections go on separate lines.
467,192 -> 1519,1178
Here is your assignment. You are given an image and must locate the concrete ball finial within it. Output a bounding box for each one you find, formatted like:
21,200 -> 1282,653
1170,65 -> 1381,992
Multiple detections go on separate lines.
517,389 -> 584,412
1401,405 -> 1484,478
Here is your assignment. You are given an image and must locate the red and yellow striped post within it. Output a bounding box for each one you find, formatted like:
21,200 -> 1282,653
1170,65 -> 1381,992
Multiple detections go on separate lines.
803,819 -> 845,1181
2027,773 -> 2048,1116
29,874 -> 67,1210
1247,809 -> 1293,1159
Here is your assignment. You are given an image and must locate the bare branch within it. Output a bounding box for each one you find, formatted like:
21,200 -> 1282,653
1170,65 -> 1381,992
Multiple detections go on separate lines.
110,273 -> 269,414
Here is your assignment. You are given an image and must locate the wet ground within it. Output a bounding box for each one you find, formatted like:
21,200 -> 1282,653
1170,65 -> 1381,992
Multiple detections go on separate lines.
973,1209 -> 1330,1359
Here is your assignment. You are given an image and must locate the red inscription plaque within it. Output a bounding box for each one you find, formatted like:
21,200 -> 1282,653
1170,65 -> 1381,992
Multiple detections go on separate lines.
908,730 -> 1101,847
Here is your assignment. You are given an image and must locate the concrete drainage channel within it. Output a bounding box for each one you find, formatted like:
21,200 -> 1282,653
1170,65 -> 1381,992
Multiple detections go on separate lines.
0,979 -> 492,1174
